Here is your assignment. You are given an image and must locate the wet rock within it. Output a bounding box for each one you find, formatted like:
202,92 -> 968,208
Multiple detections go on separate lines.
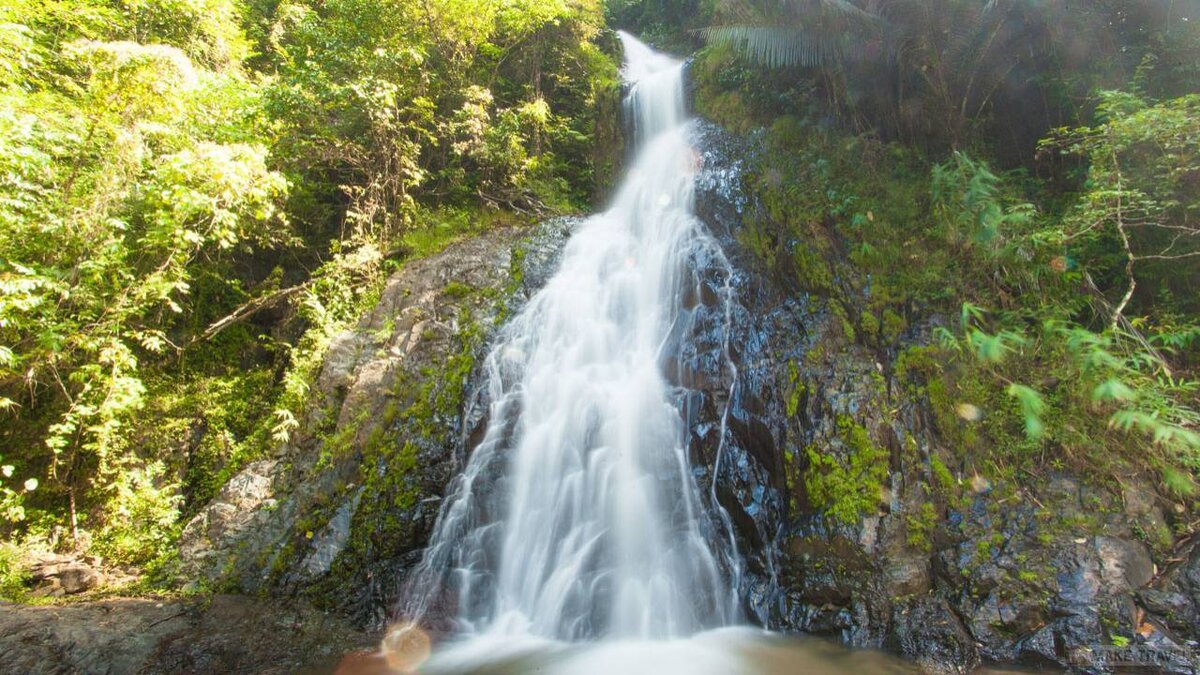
688,116 -> 1200,672
1123,484 -> 1170,540
160,105 -> 1200,674
1096,536 -> 1154,593
891,596 -> 980,674
687,120 -> 807,621
296,489 -> 363,580
1139,588 -> 1192,618
1146,542 -> 1200,640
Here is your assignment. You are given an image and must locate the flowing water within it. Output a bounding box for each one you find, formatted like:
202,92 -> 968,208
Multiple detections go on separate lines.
381,33 -> 912,675
399,30 -> 734,640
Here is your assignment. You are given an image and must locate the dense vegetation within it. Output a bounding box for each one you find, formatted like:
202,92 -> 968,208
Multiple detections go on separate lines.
2,0 -> 1198,603
0,0 -> 616,584
666,0 -> 1200,524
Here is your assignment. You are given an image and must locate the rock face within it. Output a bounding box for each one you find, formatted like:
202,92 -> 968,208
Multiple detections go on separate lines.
177,220 -> 573,626
0,596 -> 375,674
157,116 -> 1199,674
687,119 -> 1200,673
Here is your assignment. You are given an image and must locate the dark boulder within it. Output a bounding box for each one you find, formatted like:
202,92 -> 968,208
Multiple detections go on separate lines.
28,554 -> 104,596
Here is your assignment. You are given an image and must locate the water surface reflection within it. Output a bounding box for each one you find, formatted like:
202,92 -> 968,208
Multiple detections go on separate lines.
420,627 -> 919,675
337,626 -> 1044,674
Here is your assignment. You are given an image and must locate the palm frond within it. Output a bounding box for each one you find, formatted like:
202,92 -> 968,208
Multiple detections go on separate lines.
700,24 -> 856,68
700,1 -> 882,69
796,0 -> 876,19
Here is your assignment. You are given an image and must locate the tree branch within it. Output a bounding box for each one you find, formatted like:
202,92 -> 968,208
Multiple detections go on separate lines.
1109,143 -> 1136,332
195,282 -> 311,343
193,247 -> 408,344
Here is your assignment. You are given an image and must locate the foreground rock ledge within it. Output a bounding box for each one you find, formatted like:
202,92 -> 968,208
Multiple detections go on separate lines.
0,596 -> 377,674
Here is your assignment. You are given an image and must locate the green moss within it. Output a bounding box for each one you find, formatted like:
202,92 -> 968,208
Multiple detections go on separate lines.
860,311 -> 880,342
930,455 -> 956,494
722,93 -> 1197,525
926,375 -> 981,452
975,538 -> 995,558
442,281 -> 475,299
0,544 -> 30,602
401,206 -> 528,259
804,415 -> 890,524
882,309 -> 907,342
691,44 -> 757,133
785,360 -> 804,418
307,314 -> 481,606
804,340 -> 827,367
831,301 -> 857,344
509,246 -> 527,287
270,542 -> 296,578
314,408 -> 370,470
372,317 -> 397,342
793,242 -> 837,295
354,305 -> 485,525
304,239 -> 551,608
894,345 -> 941,390
906,502 -> 938,551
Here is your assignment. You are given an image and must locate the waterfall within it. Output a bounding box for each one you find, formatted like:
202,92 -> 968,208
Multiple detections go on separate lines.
395,32 -> 739,660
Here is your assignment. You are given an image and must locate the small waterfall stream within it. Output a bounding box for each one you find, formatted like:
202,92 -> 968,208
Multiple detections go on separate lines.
368,31 -> 1052,675
385,32 -> 824,674
382,33 -> 926,675
401,31 -> 737,637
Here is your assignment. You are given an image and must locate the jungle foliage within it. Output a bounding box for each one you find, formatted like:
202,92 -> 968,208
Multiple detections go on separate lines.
0,0 -> 615,579
3,0 -> 1199,595
697,0 -> 1200,161
655,0 -> 1200,515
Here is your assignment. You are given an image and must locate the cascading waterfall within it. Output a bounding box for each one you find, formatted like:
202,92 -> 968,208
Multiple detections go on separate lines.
395,32 -> 741,663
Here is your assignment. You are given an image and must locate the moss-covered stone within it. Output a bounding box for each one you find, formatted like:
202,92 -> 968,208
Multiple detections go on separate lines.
803,415 -> 890,525
173,224 -> 575,620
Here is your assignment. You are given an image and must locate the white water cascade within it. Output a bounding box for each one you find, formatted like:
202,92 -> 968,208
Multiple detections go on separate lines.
395,33 -> 743,669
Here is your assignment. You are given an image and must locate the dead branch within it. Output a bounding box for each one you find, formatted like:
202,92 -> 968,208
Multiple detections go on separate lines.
193,245 -> 410,344
1082,271 -> 1173,378
196,282 -> 312,343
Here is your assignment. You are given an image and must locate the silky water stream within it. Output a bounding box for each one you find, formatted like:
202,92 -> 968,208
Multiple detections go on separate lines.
372,33 -> 923,675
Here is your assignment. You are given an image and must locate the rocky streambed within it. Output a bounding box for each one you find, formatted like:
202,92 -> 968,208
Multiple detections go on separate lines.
0,595 -> 378,674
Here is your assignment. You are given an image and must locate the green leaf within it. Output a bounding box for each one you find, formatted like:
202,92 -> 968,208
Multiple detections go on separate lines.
960,301 -> 986,328
1007,384 -> 1045,440
1161,466 -> 1196,496
1092,378 -> 1135,403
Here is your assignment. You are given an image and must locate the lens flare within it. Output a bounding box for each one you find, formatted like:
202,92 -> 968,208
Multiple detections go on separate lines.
381,622 -> 431,674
